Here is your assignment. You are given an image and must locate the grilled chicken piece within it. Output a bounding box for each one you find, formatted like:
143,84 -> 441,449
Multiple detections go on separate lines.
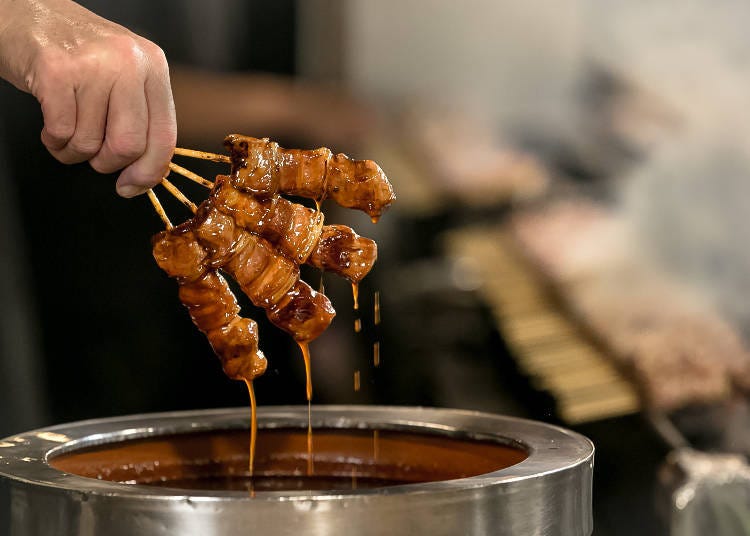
224,231 -> 300,307
152,200 -> 335,342
225,134 -> 396,220
178,270 -> 266,381
152,225 -> 207,282
307,224 -> 377,284
212,175 -> 324,263
267,280 -> 336,342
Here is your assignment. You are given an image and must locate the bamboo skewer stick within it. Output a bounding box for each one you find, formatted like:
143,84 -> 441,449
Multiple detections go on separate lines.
146,147 -> 218,228
147,189 -> 173,229
168,162 -> 215,189
161,178 -> 198,213
174,147 -> 231,164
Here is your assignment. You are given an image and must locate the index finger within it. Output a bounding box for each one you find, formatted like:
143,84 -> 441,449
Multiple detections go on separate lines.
115,52 -> 176,197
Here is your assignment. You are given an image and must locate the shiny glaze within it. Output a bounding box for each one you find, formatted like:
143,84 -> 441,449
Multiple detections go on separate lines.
267,281 -> 334,342
152,136 -> 394,477
225,134 -> 396,220
307,225 -> 377,284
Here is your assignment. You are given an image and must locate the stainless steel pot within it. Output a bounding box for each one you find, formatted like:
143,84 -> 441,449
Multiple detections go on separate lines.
0,406 -> 594,535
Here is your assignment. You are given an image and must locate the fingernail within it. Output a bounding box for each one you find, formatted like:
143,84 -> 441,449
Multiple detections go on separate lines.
117,183 -> 149,198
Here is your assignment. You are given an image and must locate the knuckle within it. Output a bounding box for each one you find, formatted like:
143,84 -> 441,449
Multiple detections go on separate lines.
143,41 -> 169,73
68,137 -> 103,157
125,166 -> 161,188
145,40 -> 167,62
51,150 -> 84,165
112,33 -> 141,52
43,122 -> 74,144
76,48 -> 108,76
81,34 -> 142,77
113,36 -> 160,67
105,34 -> 140,60
108,134 -> 146,161
88,157 -> 113,174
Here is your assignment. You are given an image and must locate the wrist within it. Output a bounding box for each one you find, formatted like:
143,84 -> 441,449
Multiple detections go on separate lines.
0,0 -> 35,90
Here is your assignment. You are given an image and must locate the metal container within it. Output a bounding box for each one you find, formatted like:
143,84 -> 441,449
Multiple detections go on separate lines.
0,406 -> 594,535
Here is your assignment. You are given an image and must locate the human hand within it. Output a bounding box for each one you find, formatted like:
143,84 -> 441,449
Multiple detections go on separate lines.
0,0 -> 176,197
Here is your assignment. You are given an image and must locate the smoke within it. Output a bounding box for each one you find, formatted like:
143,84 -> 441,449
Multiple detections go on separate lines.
308,0 -> 750,335
604,0 -> 750,335
620,133 -> 750,333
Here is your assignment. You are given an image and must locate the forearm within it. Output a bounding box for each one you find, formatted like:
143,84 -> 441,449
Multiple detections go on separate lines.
0,0 -> 114,90
0,0 -> 37,89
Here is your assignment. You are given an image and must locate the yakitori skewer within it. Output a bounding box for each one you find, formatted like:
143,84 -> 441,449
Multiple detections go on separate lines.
168,162 -> 214,189
146,136 -> 393,477
174,147 -> 231,164
147,189 -> 173,229
161,178 -> 197,214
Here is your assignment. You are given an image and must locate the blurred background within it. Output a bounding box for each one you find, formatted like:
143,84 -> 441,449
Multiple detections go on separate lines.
2,0 -> 750,534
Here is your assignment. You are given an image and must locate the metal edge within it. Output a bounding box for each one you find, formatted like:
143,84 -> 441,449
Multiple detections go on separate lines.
0,405 -> 594,502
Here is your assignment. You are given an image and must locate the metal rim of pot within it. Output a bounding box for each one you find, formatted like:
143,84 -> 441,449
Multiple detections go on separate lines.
0,405 -> 594,535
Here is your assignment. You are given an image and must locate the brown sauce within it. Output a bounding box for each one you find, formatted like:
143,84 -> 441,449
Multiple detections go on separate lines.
243,379 -> 257,476
296,342 -> 314,475
373,341 -> 380,367
307,402 -> 314,476
297,342 -> 314,403
50,428 -> 528,492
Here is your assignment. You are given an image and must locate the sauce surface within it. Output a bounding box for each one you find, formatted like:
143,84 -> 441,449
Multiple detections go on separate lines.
50,428 -> 528,492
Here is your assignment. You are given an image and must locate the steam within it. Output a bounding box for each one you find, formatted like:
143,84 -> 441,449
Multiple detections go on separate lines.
621,134 -> 750,336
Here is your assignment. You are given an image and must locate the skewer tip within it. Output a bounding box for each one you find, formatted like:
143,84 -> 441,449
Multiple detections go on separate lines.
147,189 -> 173,229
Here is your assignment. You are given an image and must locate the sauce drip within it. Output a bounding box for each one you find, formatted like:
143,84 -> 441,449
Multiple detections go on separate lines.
354,370 -> 361,392
243,379 -> 258,476
352,283 -> 359,310
299,342 -> 313,402
354,318 -> 362,333
298,341 -> 314,475
307,401 -> 313,475
374,291 -> 380,325
373,341 -> 380,367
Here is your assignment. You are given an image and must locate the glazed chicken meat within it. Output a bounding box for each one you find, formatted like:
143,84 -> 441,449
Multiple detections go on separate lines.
151,135 -> 395,384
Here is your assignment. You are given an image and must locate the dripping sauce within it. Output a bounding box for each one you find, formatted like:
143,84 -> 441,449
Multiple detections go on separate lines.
298,342 -> 314,475
243,379 -> 258,476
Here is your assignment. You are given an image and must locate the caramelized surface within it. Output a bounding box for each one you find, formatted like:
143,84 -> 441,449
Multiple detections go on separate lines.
152,136 -> 391,384
225,134 -> 396,220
